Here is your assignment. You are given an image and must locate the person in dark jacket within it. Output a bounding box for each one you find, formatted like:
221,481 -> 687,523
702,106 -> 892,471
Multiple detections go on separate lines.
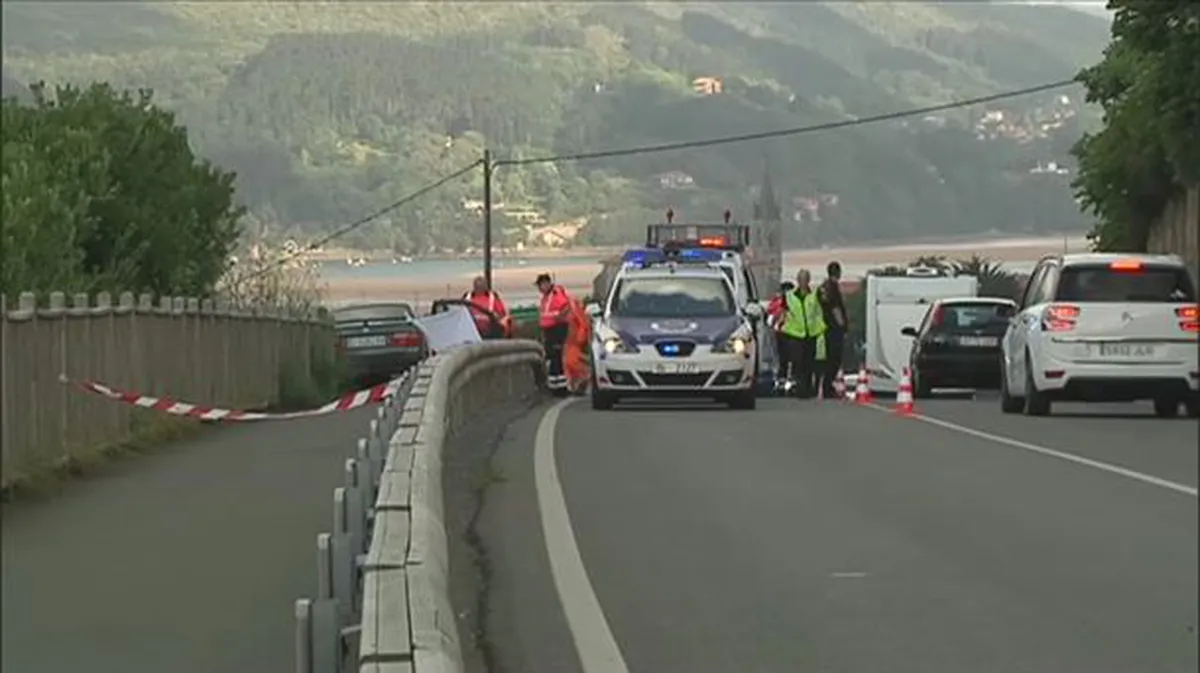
817,261 -> 849,398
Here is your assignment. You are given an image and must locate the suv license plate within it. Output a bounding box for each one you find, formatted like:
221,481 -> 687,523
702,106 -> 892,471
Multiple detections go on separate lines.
1098,343 -> 1157,358
654,362 -> 700,374
959,336 -> 998,347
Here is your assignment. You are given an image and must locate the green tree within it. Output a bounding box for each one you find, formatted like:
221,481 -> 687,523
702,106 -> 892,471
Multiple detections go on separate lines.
1,82 -> 243,296
1071,0 -> 1199,252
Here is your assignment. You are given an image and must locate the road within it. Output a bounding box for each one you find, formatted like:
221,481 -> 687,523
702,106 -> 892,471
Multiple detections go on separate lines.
478,395 -> 1198,673
1,408 -> 373,673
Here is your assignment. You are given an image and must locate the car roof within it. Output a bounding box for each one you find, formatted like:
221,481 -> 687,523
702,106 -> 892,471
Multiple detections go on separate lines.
1053,252 -> 1186,269
332,302 -> 414,318
620,266 -> 730,280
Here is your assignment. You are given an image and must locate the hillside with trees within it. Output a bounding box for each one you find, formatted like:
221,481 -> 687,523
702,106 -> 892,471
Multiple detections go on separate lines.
1,1 -> 1112,254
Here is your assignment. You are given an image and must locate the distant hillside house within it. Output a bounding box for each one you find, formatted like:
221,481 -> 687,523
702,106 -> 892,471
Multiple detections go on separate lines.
526,218 -> 585,247
692,76 -> 723,96
654,171 -> 696,190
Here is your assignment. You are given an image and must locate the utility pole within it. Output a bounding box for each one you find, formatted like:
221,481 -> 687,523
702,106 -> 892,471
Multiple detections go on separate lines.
482,149 -> 493,290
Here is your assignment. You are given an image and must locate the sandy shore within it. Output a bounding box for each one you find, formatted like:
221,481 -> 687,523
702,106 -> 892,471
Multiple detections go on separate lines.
321,236 -> 1086,306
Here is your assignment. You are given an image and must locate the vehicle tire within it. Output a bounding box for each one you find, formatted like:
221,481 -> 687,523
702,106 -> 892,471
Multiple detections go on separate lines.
1186,398 -> 1200,418
729,389 -> 757,410
913,367 -> 933,399
1153,397 -> 1181,418
1022,356 -> 1051,416
999,367 -> 1023,414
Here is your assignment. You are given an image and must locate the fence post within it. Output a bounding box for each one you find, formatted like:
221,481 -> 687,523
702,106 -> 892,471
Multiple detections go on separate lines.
313,533 -> 342,673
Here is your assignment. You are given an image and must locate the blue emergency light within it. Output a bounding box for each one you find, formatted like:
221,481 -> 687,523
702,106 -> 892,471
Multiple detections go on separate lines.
670,247 -> 725,262
621,248 -> 668,264
660,343 -> 682,355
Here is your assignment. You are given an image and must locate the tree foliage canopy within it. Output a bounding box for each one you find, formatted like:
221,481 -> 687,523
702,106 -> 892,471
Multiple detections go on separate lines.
1071,0 -> 1200,251
1,83 -> 243,296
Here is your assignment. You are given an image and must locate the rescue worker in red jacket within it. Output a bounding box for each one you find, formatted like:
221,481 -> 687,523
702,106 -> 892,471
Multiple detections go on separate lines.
536,272 -> 573,390
767,281 -> 795,383
463,275 -> 511,338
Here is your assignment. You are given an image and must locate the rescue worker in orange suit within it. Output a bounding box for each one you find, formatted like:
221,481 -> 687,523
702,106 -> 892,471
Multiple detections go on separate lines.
463,275 -> 511,338
536,273 -> 573,391
562,293 -> 593,394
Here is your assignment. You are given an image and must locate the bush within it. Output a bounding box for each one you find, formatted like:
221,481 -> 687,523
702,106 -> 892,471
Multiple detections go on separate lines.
1,82 -> 242,297
217,238 -> 326,315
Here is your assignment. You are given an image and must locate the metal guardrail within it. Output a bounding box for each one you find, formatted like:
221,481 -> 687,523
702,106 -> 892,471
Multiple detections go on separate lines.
294,340 -> 545,673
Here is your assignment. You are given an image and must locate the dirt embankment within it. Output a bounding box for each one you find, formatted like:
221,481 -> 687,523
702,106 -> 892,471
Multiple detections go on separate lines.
322,236 -> 1084,304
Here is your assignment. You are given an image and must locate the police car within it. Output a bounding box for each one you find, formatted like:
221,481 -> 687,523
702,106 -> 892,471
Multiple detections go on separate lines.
586,253 -> 763,410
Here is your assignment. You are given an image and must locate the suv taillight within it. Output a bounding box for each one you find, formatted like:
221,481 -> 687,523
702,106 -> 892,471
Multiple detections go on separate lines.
1177,306 -> 1199,333
1042,304 -> 1079,332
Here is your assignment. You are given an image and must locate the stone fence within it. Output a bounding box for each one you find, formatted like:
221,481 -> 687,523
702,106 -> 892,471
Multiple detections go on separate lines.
0,291 -> 332,490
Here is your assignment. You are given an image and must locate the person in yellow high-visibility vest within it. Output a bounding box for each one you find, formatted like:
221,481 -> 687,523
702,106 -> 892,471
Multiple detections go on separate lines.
779,269 -> 828,398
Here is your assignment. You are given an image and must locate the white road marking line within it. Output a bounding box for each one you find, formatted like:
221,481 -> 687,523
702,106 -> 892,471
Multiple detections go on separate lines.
535,398 -> 631,673
830,572 -> 868,579
864,403 -> 1198,498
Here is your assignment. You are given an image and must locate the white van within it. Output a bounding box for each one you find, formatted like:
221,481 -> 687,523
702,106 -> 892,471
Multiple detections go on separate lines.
865,269 -> 979,394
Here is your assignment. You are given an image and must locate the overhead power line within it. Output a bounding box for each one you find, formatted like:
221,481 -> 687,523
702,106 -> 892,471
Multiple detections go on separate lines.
241,158 -> 483,280
494,78 -> 1078,167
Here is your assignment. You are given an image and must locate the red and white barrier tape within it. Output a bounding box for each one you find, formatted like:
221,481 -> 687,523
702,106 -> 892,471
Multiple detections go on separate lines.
61,373 -> 408,422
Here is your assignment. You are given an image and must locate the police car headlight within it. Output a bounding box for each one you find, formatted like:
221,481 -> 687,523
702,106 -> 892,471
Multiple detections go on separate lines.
600,336 -> 635,354
714,335 -> 751,355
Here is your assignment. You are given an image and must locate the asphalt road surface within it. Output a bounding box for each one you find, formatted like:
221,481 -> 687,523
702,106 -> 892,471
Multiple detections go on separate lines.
1,408 -> 373,673
479,394 -> 1198,673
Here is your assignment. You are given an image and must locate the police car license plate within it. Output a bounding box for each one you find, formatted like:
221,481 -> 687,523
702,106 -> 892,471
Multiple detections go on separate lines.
654,362 -> 700,375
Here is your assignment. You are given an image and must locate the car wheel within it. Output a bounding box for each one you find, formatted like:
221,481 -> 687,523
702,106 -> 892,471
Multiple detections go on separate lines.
999,365 -> 1023,414
729,389 -> 757,410
913,367 -> 933,399
1153,397 -> 1181,418
1186,397 -> 1200,418
1022,356 -> 1051,416
590,372 -> 616,410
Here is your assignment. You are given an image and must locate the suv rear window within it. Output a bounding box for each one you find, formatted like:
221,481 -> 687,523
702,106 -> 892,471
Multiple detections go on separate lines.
1055,265 -> 1196,303
933,302 -> 1014,332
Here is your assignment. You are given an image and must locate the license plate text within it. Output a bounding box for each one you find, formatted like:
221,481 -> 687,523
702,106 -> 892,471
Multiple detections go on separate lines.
654,362 -> 700,374
346,335 -> 388,349
1098,343 -> 1157,358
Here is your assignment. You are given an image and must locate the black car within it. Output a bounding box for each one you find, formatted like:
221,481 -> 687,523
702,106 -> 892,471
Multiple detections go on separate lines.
332,302 -> 428,386
901,297 -> 1016,397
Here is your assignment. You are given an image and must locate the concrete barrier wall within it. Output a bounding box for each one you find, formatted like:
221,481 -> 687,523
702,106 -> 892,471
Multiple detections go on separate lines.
293,340 -> 544,673
0,290 -> 331,489
1147,183 -> 1199,281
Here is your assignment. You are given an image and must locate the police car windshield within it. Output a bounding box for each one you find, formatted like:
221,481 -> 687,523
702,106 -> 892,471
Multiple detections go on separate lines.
612,276 -> 735,318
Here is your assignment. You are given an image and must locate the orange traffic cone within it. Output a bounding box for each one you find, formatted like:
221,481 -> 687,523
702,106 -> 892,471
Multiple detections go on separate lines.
894,367 -> 916,416
855,367 -> 873,404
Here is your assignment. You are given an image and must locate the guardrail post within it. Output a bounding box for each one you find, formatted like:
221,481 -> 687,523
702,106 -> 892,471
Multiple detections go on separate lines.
331,488 -> 355,623
354,441 -> 374,519
312,534 -> 342,673
343,459 -> 366,556
295,598 -> 314,673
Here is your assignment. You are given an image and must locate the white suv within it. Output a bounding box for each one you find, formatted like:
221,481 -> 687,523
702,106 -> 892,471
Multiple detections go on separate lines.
1000,253 -> 1199,417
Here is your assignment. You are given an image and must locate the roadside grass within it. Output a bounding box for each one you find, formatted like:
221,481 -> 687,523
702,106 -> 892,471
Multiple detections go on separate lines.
0,411 -> 206,507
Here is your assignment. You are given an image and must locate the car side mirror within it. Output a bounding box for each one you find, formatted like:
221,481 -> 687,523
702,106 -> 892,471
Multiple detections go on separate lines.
743,303 -> 764,320
900,326 -> 918,338
585,303 -> 601,318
